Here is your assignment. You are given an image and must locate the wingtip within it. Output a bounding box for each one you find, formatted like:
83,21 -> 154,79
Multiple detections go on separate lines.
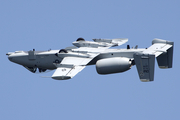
51,76 -> 71,80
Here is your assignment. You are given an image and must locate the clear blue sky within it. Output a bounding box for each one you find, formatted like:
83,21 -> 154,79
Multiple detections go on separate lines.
1,0 -> 179,120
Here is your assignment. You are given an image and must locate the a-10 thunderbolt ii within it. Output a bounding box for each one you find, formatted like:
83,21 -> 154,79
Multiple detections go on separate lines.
6,38 -> 174,82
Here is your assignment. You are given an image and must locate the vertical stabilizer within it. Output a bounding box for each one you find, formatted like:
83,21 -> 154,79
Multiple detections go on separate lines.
152,39 -> 174,68
134,53 -> 155,82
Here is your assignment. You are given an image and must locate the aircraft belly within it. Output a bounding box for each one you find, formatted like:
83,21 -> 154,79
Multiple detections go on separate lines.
11,54 -> 58,70
36,54 -> 60,69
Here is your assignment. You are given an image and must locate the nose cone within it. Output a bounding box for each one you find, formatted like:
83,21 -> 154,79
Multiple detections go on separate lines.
7,54 -> 25,65
7,52 -> 21,64
6,53 -> 13,62
8,55 -> 16,63
7,51 -> 30,66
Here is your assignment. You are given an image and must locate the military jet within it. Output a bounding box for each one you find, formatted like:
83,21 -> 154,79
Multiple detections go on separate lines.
6,38 -> 174,82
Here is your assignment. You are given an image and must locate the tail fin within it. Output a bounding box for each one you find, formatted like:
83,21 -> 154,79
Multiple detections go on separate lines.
134,53 -> 155,82
152,39 -> 174,68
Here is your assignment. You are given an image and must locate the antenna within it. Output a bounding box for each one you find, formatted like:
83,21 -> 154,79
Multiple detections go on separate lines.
127,45 -> 130,49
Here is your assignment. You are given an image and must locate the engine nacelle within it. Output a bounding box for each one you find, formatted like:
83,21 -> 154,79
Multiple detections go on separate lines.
96,57 -> 131,74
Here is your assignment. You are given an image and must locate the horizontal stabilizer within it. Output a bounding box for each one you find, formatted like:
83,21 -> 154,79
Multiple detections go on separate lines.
134,53 -> 155,82
143,38 -> 174,69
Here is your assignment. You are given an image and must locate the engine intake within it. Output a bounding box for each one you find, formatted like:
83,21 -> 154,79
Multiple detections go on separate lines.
96,57 -> 131,74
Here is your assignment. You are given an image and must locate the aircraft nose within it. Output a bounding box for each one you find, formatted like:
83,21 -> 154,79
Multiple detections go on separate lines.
8,56 -> 15,62
6,53 -> 17,63
8,55 -> 23,65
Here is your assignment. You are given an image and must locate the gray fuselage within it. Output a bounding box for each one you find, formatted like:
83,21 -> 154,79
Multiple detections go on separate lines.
8,48 -> 145,70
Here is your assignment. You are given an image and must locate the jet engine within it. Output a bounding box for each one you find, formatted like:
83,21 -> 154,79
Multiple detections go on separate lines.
96,57 -> 132,74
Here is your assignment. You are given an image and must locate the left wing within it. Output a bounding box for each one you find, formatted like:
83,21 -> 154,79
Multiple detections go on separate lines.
52,38 -> 128,80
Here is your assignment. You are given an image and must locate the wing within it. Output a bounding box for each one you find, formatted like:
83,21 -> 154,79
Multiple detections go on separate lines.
72,38 -> 128,48
93,38 -> 128,47
71,38 -> 128,54
52,38 -> 128,80
51,57 -> 93,80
